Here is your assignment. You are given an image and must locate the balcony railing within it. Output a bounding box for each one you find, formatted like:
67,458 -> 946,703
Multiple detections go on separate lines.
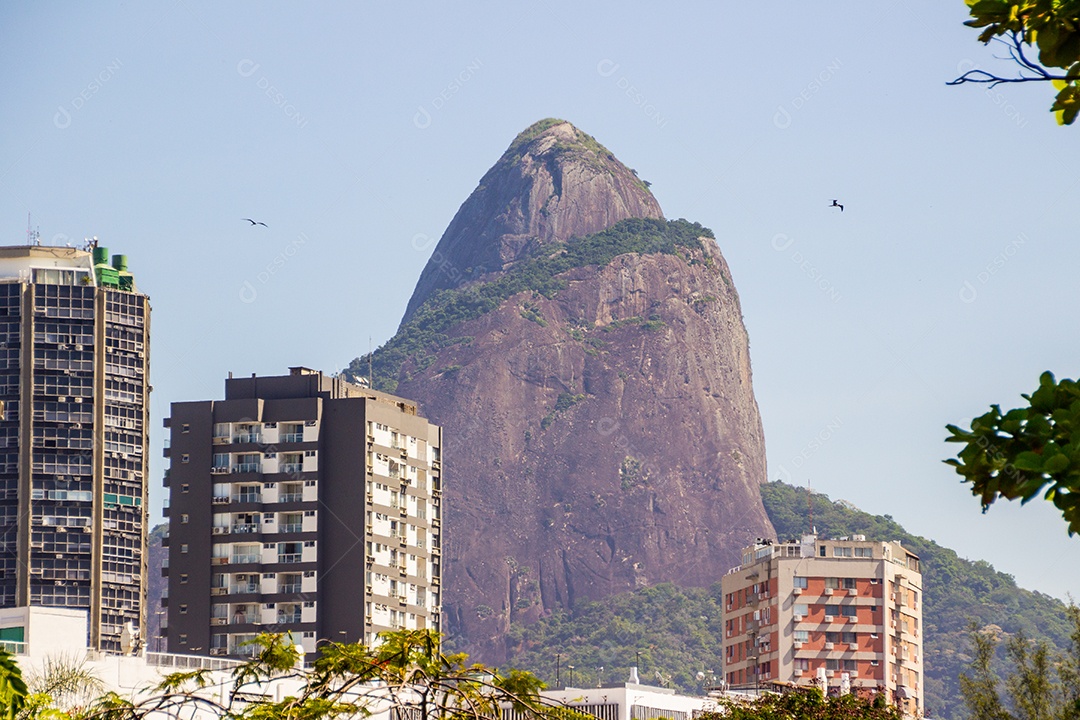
278,583 -> 302,594
280,463 -> 303,474
230,554 -> 260,564
229,584 -> 259,595
279,493 -> 303,503
277,553 -> 302,564
279,523 -> 303,534
277,612 -> 302,624
232,493 -> 261,504
231,523 -> 259,534
233,434 -> 261,444
233,464 -> 261,474
281,433 -> 303,443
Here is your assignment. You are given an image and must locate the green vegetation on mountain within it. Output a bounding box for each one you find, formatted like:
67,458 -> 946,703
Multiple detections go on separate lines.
500,482 -> 1073,720
762,481 -> 1072,720
344,218 -> 712,392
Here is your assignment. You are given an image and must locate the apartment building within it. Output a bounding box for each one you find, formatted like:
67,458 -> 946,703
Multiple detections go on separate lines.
0,245 -> 150,652
163,367 -> 442,658
721,535 -> 923,716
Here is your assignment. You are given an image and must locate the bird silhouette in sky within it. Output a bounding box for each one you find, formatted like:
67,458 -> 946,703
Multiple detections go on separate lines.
829,200 -> 844,212
243,218 -> 268,227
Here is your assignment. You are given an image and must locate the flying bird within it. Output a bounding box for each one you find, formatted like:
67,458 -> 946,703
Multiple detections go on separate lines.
243,218 -> 268,227
829,200 -> 844,212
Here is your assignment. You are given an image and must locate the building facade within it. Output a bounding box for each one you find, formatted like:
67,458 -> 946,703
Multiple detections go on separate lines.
721,535 -> 923,716
163,368 -> 442,658
0,245 -> 150,652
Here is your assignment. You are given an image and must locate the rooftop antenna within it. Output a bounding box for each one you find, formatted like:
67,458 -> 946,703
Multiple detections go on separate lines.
26,213 -> 40,246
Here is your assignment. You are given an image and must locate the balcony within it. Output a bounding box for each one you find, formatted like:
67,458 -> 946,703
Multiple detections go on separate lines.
277,553 -> 302,564
230,523 -> 259,534
230,614 -> 252,625
279,523 -> 303,534
279,493 -> 303,503
281,433 -> 303,443
211,466 -> 230,475
233,434 -> 261,445
280,464 -> 302,475
230,584 -> 259,595
211,617 -> 228,626
210,587 -> 228,596
232,464 -> 261,474
278,583 -> 302,594
277,612 -> 302,624
230,554 -> 260,564
232,493 -> 261,504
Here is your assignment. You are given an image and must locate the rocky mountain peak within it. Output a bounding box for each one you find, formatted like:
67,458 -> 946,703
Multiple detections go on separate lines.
401,119 -> 664,323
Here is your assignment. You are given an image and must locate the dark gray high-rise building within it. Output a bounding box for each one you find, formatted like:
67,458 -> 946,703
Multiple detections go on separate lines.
163,368 -> 442,658
0,245 -> 150,652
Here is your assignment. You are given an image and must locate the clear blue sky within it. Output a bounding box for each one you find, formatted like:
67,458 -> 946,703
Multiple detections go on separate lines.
1,2 -> 1077,600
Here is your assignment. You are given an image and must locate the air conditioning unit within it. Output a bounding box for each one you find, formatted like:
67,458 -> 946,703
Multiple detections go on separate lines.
792,587 -> 802,595
848,588 -> 858,596
793,669 -> 803,677
824,588 -> 834,595
825,642 -> 835,650
210,647 -> 227,656
849,643 -> 858,651
212,527 -> 226,534
793,641 -> 803,649
793,614 -> 803,622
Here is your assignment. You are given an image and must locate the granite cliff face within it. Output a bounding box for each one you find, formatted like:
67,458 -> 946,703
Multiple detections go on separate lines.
348,120 -> 774,662
402,119 -> 664,321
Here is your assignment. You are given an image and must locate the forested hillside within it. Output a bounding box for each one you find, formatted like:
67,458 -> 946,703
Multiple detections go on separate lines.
499,482 -> 1073,720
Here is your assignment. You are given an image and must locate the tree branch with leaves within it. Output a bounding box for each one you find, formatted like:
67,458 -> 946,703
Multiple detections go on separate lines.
950,0 -> 1080,125
945,371 -> 1080,535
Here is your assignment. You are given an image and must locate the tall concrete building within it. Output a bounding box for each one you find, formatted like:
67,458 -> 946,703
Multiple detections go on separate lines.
721,535 -> 923,716
0,245 -> 150,652
163,368 -> 442,658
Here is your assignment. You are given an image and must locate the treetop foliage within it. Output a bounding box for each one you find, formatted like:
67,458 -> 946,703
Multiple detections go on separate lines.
700,687 -> 903,720
9,629 -> 580,720
945,371 -> 1080,535
955,1 -> 1080,124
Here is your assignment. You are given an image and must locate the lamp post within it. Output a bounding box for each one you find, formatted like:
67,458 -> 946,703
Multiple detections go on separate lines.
555,653 -> 561,688
568,665 -> 575,687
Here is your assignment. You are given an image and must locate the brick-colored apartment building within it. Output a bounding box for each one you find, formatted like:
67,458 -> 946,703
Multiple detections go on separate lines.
721,535 -> 923,716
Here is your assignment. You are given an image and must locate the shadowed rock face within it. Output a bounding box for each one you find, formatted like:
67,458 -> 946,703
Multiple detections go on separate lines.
401,119 -> 664,323
385,120 -> 774,663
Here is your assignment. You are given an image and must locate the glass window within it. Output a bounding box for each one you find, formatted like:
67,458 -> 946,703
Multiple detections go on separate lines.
794,630 -> 809,642
825,631 -> 841,643
794,604 -> 809,616
793,576 -> 808,589
825,577 -> 840,589
842,606 -> 858,618
824,604 -> 839,617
